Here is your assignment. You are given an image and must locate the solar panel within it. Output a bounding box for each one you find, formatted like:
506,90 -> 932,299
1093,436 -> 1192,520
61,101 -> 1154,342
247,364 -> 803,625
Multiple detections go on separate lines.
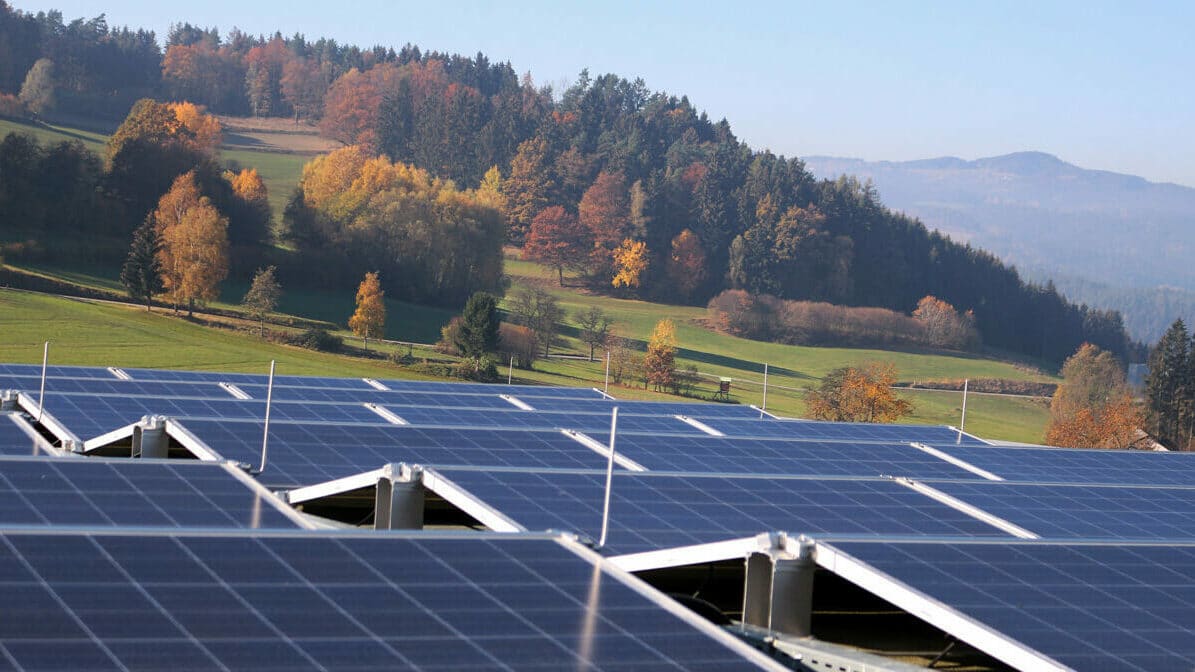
121,367 -> 378,388
0,375 -> 231,398
706,418 -> 989,445
427,468 -> 1010,555
28,392 -> 387,442
232,384 -> 531,406
927,443 -> 1195,485
373,378 -> 609,398
0,364 -> 117,378
923,479 -> 1195,540
381,405 -> 703,434
0,414 -> 56,456
604,434 -> 985,479
819,539 -> 1195,672
517,396 -> 768,416
0,456 -> 302,529
175,420 -> 621,488
0,529 -> 784,671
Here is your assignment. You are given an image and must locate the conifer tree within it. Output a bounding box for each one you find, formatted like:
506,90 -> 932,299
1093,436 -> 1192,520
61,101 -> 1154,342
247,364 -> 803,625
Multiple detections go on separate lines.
1146,320 -> 1192,448
120,215 -> 163,311
456,292 -> 500,359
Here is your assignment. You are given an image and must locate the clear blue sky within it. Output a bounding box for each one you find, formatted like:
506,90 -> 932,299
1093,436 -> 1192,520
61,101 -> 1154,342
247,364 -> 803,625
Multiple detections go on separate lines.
15,0 -> 1195,187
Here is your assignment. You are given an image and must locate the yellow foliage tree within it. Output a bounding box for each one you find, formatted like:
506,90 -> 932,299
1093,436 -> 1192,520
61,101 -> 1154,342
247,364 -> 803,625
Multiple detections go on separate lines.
611,239 -> 649,289
806,362 -> 913,423
349,271 -> 386,349
167,101 -> 222,154
226,167 -> 269,205
1045,343 -> 1144,449
645,318 -> 678,392
153,172 -> 229,316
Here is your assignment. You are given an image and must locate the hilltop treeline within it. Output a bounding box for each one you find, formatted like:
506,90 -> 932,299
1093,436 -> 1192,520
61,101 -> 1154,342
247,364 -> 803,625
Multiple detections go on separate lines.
0,3 -> 1137,364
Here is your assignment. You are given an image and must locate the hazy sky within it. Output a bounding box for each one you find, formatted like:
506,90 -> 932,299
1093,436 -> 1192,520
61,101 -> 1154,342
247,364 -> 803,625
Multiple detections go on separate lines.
15,0 -> 1195,186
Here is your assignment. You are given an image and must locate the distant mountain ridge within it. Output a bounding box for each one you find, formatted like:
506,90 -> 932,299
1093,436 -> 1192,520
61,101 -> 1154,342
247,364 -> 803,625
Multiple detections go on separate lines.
803,152 -> 1195,342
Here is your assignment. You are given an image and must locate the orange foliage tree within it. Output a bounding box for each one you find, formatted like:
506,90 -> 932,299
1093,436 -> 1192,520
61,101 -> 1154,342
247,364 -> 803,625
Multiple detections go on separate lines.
153,171 -> 229,316
578,170 -> 630,276
1045,343 -> 1143,449
348,271 -> 386,349
523,206 -> 588,286
806,362 -> 913,423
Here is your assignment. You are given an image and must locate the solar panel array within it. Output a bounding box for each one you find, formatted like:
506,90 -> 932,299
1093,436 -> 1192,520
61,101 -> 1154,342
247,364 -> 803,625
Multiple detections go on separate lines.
0,413 -> 55,456
0,529 -> 782,671
429,468 -> 1009,555
13,363 -> 1195,669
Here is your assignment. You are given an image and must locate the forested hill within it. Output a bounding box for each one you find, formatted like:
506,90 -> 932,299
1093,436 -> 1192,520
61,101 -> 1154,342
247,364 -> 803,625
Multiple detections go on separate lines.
804,153 -> 1195,342
0,3 -> 1136,366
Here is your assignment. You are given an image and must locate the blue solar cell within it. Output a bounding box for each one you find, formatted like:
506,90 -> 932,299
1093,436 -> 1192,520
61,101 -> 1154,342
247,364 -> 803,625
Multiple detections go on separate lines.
0,530 -> 781,672
372,378 -> 608,398
0,414 -> 55,456
177,419 -> 621,488
0,457 -> 299,529
431,469 -> 1009,554
233,384 -> 529,406
706,418 -> 989,445
605,433 -> 984,479
928,444 -> 1195,485
924,480 -> 1195,539
823,539 -> 1195,672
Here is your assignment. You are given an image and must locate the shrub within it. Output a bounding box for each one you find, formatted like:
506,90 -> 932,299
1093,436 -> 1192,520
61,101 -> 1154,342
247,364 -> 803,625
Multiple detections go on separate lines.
293,328 -> 342,352
498,323 -> 538,369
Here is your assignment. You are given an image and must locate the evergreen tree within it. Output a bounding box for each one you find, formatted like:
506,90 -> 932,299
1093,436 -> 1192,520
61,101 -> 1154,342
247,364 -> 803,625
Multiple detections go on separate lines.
1146,319 -> 1191,448
456,292 -> 500,360
119,215 -> 163,310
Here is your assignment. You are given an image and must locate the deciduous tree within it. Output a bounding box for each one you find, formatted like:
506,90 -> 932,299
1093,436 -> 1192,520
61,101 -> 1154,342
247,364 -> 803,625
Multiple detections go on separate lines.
1046,343 -> 1142,449
611,238 -> 648,289
645,319 -> 678,392
523,206 -> 588,285
242,265 -> 282,337
667,229 -> 706,301
806,363 -> 913,423
509,288 -> 564,357
18,58 -> 54,116
153,172 -> 229,316
349,271 -> 386,348
579,170 -> 630,277
120,215 -> 163,310
576,306 -> 612,361
502,137 -> 554,244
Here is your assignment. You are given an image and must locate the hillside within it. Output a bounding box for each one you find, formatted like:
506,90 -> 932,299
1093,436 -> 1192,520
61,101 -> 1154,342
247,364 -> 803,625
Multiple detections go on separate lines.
804,152 -> 1195,342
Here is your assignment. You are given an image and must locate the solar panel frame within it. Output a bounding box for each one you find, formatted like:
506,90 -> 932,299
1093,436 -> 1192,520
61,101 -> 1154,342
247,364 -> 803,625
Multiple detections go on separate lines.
0,456 -> 305,529
818,538 -> 1195,672
0,528 -> 788,672
424,468 -> 1012,555
521,397 -> 769,417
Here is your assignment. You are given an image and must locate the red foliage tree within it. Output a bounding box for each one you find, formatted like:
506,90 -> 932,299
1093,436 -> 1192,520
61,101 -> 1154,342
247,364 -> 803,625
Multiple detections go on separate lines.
523,206 -> 590,286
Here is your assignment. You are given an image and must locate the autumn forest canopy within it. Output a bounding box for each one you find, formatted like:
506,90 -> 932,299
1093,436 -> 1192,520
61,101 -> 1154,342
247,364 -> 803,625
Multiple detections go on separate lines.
0,2 -> 1139,367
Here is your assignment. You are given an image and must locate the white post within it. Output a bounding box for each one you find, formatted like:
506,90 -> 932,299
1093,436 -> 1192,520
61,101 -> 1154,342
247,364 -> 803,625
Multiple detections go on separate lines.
37,341 -> 48,422
760,362 -> 769,417
959,378 -> 969,441
598,406 -> 619,548
259,360 -> 275,473
604,350 -> 611,395
508,356 -> 514,385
